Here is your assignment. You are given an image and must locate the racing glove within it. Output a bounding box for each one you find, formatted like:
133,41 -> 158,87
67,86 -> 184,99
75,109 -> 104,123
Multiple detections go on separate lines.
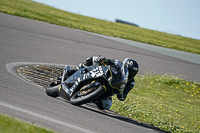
93,55 -> 106,66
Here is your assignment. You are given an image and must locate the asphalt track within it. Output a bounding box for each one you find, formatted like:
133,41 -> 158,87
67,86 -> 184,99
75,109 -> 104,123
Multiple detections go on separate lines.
0,13 -> 200,133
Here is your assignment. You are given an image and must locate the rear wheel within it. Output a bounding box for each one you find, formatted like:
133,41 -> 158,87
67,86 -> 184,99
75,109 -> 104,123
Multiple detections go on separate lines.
70,83 -> 105,106
46,81 -> 60,97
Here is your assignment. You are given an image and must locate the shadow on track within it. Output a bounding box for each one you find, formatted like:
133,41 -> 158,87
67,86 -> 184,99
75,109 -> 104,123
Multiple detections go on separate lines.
73,101 -> 170,133
50,96 -> 170,133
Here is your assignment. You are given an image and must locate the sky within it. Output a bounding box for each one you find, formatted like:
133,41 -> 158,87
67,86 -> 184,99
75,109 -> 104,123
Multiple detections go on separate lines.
32,0 -> 200,40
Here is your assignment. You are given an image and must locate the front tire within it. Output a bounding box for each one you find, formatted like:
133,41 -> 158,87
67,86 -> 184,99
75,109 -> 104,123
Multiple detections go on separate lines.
46,81 -> 60,97
70,85 -> 105,106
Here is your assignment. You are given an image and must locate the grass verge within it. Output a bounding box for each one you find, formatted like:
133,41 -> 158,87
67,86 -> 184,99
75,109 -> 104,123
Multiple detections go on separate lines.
0,0 -> 200,54
111,75 -> 200,133
0,113 -> 56,133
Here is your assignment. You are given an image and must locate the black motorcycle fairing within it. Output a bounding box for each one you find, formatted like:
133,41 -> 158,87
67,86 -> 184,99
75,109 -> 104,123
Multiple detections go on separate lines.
61,66 -> 109,97
58,61 -> 129,103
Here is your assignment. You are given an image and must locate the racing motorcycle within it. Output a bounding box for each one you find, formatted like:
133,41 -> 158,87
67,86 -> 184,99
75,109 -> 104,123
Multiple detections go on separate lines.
46,61 -> 129,106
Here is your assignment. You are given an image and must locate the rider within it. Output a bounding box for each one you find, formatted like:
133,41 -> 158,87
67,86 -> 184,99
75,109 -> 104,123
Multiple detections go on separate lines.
64,55 -> 139,110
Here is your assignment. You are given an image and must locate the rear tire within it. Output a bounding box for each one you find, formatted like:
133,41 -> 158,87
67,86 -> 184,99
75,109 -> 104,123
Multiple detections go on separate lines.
70,85 -> 105,106
46,81 -> 60,97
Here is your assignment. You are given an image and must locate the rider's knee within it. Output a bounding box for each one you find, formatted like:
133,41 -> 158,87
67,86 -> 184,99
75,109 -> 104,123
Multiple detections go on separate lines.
96,98 -> 112,110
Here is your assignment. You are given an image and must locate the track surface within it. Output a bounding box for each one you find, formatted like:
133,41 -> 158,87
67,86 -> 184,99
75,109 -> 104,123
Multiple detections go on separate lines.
0,13 -> 200,133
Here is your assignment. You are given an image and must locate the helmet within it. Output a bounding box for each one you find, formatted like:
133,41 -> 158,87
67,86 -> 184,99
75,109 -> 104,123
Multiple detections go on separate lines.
122,58 -> 139,79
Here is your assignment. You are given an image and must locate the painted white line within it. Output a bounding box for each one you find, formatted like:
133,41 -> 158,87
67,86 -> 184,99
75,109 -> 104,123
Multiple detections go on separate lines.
0,101 -> 94,133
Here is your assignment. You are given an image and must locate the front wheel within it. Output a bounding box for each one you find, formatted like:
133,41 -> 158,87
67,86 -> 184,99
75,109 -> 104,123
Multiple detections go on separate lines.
46,81 -> 60,97
70,84 -> 105,106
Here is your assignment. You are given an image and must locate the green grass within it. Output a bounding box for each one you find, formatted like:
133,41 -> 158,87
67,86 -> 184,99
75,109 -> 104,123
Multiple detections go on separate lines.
0,113 -> 56,133
0,0 -> 200,54
111,75 -> 200,133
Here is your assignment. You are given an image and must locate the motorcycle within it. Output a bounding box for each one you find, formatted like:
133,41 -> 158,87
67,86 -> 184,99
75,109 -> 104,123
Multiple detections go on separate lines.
46,61 -> 129,107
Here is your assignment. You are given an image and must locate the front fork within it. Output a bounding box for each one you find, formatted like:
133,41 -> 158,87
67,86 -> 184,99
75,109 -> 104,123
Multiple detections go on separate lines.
61,65 -> 71,83
57,65 -> 72,101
